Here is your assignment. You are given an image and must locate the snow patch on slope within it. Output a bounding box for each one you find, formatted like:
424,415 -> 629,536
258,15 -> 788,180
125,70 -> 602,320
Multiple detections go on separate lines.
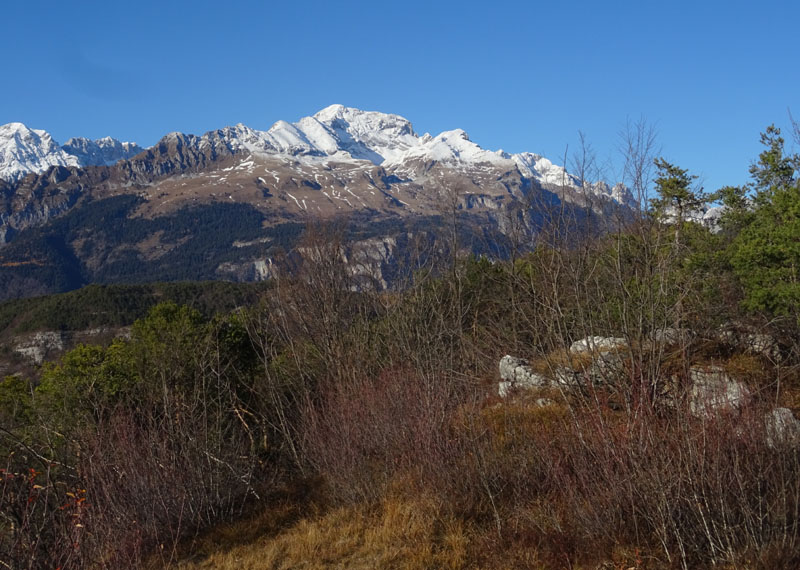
386,129 -> 512,167
513,153 -> 578,186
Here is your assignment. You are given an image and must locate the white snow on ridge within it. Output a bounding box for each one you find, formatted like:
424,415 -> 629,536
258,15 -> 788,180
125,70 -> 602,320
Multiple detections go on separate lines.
385,129 -> 513,167
311,104 -> 419,163
0,122 -> 79,182
0,105 -> 632,208
0,122 -> 141,182
513,152 -> 578,187
246,105 -> 626,204
62,136 -> 143,166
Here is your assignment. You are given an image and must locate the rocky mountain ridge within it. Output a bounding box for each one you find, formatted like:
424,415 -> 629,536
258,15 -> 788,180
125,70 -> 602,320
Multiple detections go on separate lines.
0,105 -> 638,240
0,105 -> 642,300
0,122 -> 142,182
1,105 -> 633,204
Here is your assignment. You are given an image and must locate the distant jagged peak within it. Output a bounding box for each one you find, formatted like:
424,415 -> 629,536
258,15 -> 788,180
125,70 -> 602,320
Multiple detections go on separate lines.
0,122 -> 78,182
0,108 -> 633,209
299,104 -> 419,163
1,121 -> 49,137
312,104 -> 416,135
513,152 -> 577,186
0,121 -> 62,153
387,127 -> 511,168
0,121 -> 144,181
62,135 -> 143,166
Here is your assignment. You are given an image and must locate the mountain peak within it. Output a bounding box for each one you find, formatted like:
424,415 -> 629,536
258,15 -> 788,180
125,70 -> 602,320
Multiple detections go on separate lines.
0,108 -> 630,209
0,122 -> 36,135
62,136 -> 143,166
0,122 -> 55,146
312,103 -> 350,121
0,122 -> 142,181
0,122 -> 77,182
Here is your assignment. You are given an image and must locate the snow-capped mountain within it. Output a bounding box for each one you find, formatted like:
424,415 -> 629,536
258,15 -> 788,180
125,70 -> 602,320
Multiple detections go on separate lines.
133,104 -> 633,206
0,105 -> 642,300
0,122 -> 142,182
1,104 -> 639,247
62,137 -> 143,168
0,123 -> 80,182
1,106 -> 632,208
0,105 -> 632,205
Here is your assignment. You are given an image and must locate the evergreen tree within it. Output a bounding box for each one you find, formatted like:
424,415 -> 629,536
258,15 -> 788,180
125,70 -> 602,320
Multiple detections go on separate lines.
730,125 -> 800,319
749,125 -> 797,197
650,158 -> 704,248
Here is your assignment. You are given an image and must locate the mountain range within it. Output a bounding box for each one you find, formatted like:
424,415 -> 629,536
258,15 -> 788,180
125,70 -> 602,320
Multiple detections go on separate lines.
0,122 -> 143,182
0,105 -> 635,300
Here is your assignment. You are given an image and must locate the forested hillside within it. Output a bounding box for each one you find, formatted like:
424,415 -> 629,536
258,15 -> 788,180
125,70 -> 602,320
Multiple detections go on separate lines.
1,125 -> 799,569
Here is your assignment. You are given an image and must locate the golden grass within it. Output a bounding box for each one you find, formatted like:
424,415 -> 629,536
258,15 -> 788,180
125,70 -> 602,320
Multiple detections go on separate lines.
172,495 -> 469,570
529,348 -> 595,375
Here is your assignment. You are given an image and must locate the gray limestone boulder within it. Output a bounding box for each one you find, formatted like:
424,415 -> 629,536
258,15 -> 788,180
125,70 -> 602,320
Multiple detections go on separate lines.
553,366 -> 581,388
498,355 -> 548,397
717,327 -> 781,360
688,365 -> 751,416
585,351 -> 627,385
765,408 -> 800,448
570,336 -> 627,354
651,327 -> 695,345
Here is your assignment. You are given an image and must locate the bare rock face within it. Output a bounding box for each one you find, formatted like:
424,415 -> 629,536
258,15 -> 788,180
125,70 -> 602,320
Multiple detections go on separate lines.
688,365 -> 751,417
765,408 -> 800,448
584,351 -> 627,386
62,137 -> 143,166
570,336 -> 627,354
650,327 -> 695,346
9,327 -> 130,368
13,331 -> 65,365
216,258 -> 277,282
717,327 -> 781,360
498,355 -> 548,397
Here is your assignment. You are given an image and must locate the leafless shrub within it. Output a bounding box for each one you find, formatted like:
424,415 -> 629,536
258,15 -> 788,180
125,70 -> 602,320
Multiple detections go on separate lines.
299,367 -> 469,504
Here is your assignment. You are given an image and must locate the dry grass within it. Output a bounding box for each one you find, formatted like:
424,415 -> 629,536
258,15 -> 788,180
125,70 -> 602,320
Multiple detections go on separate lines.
171,495 -> 469,570
529,348 -> 596,375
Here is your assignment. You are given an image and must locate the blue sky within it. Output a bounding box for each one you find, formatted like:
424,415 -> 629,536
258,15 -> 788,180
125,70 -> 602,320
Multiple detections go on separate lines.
3,0 -> 798,192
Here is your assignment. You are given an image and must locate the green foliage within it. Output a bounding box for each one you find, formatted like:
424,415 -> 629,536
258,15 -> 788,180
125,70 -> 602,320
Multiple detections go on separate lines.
0,280 -> 268,339
731,184 -> 800,317
749,125 -> 797,194
0,375 -> 34,427
650,157 -> 704,218
730,125 -> 800,319
35,341 -> 135,430
713,185 -> 753,236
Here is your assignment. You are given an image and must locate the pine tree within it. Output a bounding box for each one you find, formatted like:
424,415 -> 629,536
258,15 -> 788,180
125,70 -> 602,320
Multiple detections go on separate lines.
730,125 -> 800,319
650,158 -> 704,248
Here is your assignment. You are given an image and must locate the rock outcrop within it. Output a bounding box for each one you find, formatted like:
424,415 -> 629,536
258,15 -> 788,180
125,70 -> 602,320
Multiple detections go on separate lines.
717,326 -> 781,360
687,365 -> 751,417
498,355 -> 548,397
13,331 -> 65,365
765,408 -> 800,447
570,336 -> 628,354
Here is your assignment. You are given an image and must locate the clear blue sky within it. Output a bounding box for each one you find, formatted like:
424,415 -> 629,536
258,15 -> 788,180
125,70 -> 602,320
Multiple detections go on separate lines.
3,0 -> 798,192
